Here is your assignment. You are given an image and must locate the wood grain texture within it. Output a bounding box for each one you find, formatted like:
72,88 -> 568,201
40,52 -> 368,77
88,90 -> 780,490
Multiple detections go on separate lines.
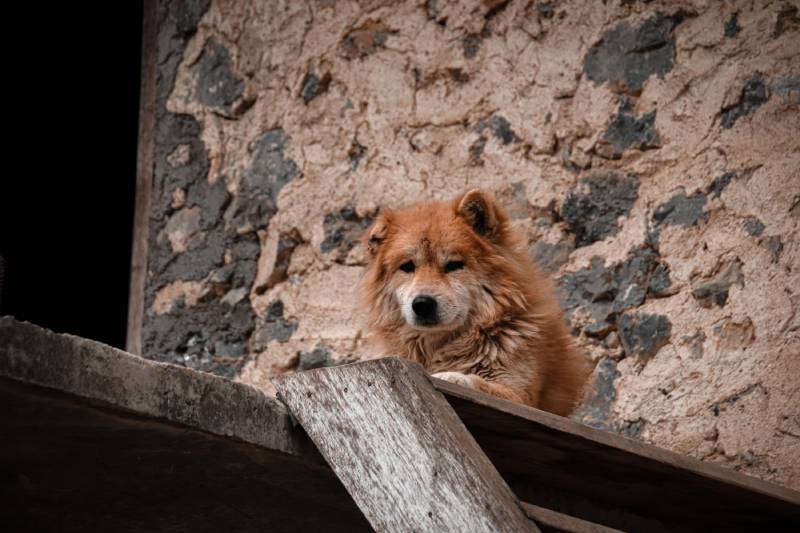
126,0 -> 157,355
273,357 -> 538,533
435,378 -> 800,532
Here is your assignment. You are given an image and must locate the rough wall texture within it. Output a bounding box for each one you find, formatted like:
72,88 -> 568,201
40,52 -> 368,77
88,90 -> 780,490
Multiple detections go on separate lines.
142,0 -> 800,489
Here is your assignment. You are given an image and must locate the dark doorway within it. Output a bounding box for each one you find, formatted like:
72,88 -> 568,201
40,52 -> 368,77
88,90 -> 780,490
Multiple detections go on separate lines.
0,3 -> 144,349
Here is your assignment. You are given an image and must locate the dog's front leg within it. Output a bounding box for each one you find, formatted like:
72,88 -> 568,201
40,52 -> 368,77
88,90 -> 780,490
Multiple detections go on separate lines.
431,371 -> 528,405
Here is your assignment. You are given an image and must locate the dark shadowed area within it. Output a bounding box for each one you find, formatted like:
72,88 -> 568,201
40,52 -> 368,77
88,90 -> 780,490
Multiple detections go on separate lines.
0,4 -> 142,348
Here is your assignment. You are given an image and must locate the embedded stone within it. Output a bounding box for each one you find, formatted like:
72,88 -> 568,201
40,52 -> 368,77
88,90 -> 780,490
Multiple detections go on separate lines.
583,13 -> 683,94
618,312 -> 672,361
720,74 -> 769,129
654,191 -> 707,228
691,258 -> 744,307
562,172 -> 640,247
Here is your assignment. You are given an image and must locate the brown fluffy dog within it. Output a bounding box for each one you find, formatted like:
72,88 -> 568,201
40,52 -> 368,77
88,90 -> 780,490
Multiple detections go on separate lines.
361,189 -> 589,416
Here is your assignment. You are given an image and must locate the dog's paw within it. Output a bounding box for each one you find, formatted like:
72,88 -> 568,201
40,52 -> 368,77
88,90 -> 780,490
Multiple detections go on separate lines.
431,371 -> 480,389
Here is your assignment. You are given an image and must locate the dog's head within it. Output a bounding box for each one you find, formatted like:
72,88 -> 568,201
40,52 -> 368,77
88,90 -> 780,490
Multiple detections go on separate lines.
362,189 -> 528,335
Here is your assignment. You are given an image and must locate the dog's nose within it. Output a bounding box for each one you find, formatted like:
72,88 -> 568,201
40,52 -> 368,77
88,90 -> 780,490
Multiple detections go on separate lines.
412,295 -> 438,322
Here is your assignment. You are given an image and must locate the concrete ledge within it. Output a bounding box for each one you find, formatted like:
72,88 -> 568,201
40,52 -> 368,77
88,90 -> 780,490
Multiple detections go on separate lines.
0,316 -> 299,455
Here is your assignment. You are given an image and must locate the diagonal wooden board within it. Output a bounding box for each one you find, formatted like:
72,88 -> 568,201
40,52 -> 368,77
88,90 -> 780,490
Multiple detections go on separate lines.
272,357 -> 538,533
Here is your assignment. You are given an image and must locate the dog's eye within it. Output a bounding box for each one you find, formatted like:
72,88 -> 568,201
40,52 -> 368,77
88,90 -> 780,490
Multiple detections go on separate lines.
445,261 -> 465,273
399,261 -> 416,273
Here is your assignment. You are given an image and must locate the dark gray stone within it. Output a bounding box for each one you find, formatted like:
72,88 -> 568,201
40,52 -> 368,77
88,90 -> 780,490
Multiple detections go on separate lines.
144,177 -> 260,378
320,205 -> 373,259
720,74 -> 769,129
648,263 -> 672,296
475,114 -> 519,145
724,13 -> 741,38
234,129 -> 299,231
583,12 -> 683,94
771,74 -> 800,106
297,344 -> 333,371
573,357 -> 620,431
265,299 -> 286,322
229,233 -> 261,287
597,99 -> 660,158
562,172 -> 640,247
760,236 -> 783,263
618,312 -> 672,361
463,33 -> 482,58
144,0 -> 263,379
214,341 -> 245,358
153,115 -> 211,218
144,297 -> 255,378
148,159 -> 230,282
585,320 -> 615,339
185,176 -> 231,229
743,217 -> 765,237
620,419 -> 646,438
195,39 -> 245,114
301,71 -> 331,103
254,320 -> 298,346
690,258 -> 744,307
709,171 -> 735,198
653,191 -> 707,227
560,257 -> 612,317
537,2 -> 555,18
469,135 -> 488,165
560,245 -> 672,337
251,300 -> 298,350
157,228 -> 228,282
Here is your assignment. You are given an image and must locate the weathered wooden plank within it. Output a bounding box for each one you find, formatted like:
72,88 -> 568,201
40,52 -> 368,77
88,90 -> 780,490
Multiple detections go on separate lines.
1,317 -> 300,455
435,378 -> 800,532
125,0 -> 157,355
1,317 -> 373,530
273,357 -> 538,533
521,502 -> 624,533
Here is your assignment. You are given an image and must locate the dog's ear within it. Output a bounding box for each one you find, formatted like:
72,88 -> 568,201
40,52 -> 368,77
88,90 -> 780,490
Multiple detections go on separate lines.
456,188 -> 499,238
365,213 -> 390,256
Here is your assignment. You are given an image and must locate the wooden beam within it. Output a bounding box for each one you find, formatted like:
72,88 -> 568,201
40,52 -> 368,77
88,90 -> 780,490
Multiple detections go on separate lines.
0,317 -> 372,530
521,502 -> 623,533
126,0 -> 157,355
435,378 -> 800,532
273,358 -> 538,533
1,317 -> 300,455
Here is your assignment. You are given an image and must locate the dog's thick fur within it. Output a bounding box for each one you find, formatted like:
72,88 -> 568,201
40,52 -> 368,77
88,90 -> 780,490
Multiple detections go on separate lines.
361,189 -> 589,416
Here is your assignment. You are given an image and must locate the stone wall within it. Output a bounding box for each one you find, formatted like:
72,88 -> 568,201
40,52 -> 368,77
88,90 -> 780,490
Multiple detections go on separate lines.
142,0 -> 800,489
